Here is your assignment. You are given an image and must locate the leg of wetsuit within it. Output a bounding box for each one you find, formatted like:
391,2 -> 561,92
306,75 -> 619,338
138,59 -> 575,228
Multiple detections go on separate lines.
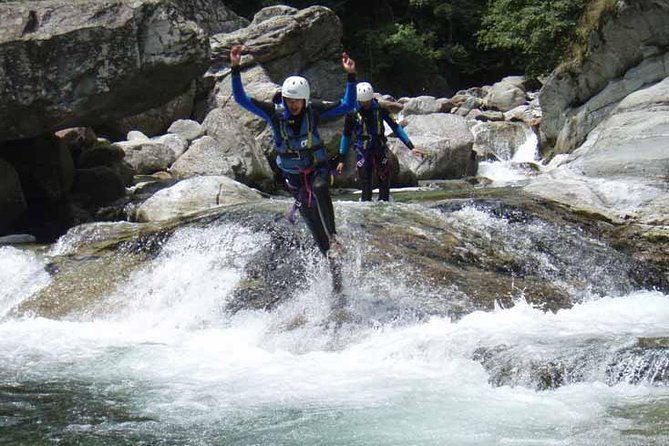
311,168 -> 344,293
311,168 -> 336,237
298,204 -> 330,255
283,172 -> 302,201
357,156 -> 373,201
377,152 -> 391,201
285,171 -> 330,255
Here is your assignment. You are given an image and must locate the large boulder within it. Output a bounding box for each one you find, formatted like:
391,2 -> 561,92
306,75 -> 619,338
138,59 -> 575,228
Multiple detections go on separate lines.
540,0 -> 669,153
484,78 -> 527,112
402,96 -> 441,116
525,77 -> 669,225
390,114 -> 476,180
134,175 -> 263,222
0,0 -> 210,142
209,5 -> 344,99
113,133 -> 187,175
169,135 -> 244,180
167,119 -> 205,143
174,0 -> 249,36
170,113 -> 274,189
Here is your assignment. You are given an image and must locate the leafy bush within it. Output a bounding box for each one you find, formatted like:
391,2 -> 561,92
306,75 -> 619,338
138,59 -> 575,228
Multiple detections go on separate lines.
478,0 -> 588,76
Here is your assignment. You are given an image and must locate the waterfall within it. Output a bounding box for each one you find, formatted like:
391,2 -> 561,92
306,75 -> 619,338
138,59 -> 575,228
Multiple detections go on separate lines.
477,128 -> 540,185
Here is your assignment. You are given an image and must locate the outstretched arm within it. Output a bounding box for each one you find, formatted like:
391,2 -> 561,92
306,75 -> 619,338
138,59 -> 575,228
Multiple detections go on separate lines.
319,52 -> 357,120
382,108 -> 426,157
230,45 -> 273,122
336,113 -> 356,174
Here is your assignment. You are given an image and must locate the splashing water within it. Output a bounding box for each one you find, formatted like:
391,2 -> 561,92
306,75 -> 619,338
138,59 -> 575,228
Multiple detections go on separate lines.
0,246 -> 51,319
0,221 -> 667,445
478,131 -> 540,186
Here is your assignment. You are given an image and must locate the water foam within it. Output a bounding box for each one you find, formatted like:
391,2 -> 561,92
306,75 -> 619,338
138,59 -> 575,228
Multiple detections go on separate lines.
0,246 -> 50,319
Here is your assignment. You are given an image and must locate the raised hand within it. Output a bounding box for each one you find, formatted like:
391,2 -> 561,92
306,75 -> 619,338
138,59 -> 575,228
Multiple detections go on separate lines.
230,44 -> 243,67
341,52 -> 356,74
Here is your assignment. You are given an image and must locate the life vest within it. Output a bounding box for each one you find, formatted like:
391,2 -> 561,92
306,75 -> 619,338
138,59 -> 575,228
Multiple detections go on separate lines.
274,105 -> 327,173
354,101 -> 386,151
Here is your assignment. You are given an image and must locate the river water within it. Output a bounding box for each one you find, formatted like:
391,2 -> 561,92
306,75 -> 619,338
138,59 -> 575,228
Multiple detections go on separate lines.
1,215 -> 667,445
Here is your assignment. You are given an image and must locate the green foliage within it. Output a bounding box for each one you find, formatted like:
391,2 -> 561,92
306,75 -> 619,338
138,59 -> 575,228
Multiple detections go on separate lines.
355,23 -> 448,96
347,0 -> 496,95
478,0 -> 588,76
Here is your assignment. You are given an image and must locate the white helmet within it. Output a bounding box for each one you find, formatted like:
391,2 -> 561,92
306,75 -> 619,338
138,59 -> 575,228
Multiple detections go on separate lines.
356,82 -> 374,102
281,76 -> 310,101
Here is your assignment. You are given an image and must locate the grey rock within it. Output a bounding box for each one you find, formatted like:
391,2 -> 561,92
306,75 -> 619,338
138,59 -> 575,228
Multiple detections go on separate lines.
175,0 -> 249,35
77,144 -> 125,169
504,104 -> 542,124
199,107 -> 274,184
170,135 -> 240,179
72,166 -> 126,206
0,0 -> 209,142
525,79 -> 669,225
114,139 -> 178,175
167,119 -> 205,143
485,80 -> 527,112
1,134 -> 75,201
390,113 -> 476,180
153,134 -> 188,159
455,96 -> 483,117
251,5 -> 298,25
402,96 -> 440,116
540,0 -> 669,147
474,110 -> 506,122
135,175 -> 263,222
209,6 -> 342,98
127,131 -> 150,142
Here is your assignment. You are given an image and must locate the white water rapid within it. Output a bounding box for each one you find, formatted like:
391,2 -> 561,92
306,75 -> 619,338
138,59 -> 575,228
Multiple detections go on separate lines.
0,218 -> 667,445
477,130 -> 540,186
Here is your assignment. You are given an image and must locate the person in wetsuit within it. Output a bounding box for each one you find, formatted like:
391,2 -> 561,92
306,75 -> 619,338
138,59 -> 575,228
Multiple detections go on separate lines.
230,45 -> 356,262
337,82 -> 424,201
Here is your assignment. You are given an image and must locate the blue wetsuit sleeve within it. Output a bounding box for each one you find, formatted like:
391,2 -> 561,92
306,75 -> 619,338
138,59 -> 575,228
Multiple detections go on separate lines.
382,108 -> 415,150
231,66 -> 273,123
319,73 -> 357,120
395,126 -> 415,150
339,113 -> 355,156
339,135 -> 352,156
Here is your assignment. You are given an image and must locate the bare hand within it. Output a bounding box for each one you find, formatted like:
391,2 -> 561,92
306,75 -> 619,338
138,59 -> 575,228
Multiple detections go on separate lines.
411,148 -> 427,158
336,162 -> 345,175
230,44 -> 243,67
341,52 -> 356,74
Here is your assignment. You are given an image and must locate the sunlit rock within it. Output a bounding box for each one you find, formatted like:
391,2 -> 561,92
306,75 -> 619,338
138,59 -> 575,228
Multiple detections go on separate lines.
135,175 -> 263,222
390,113 -> 476,180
